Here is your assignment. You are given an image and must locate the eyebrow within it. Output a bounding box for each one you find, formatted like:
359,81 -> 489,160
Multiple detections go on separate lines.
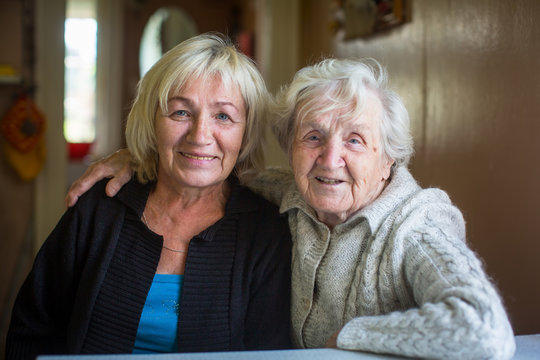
168,96 -> 241,112
298,119 -> 375,140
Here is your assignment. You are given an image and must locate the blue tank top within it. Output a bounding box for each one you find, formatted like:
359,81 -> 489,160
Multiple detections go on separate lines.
132,274 -> 184,353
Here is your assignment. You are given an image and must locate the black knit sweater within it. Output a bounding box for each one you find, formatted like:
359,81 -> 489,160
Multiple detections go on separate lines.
6,177 -> 292,359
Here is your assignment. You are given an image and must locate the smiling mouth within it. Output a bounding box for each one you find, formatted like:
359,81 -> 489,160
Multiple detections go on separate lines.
180,152 -> 215,161
315,176 -> 343,185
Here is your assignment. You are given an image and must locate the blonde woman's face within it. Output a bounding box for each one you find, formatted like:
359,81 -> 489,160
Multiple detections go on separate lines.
291,92 -> 393,228
154,76 -> 246,191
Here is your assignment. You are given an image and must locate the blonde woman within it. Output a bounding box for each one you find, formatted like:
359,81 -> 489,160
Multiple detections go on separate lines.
7,34 -> 292,359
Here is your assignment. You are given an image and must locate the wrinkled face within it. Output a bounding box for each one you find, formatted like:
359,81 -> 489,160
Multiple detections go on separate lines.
155,76 -> 246,192
291,92 -> 394,228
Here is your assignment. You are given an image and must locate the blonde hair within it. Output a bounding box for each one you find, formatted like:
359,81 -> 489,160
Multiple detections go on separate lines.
125,33 -> 268,184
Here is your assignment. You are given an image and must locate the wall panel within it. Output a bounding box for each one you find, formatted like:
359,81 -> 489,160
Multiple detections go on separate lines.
333,0 -> 540,334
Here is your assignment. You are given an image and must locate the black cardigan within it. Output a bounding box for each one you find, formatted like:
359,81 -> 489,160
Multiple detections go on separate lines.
6,177 -> 292,359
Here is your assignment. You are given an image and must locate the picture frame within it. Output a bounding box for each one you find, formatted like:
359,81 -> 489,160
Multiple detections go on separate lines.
331,0 -> 409,40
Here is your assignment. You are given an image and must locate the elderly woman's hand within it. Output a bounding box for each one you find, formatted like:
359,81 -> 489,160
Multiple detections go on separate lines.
324,330 -> 340,348
65,149 -> 133,207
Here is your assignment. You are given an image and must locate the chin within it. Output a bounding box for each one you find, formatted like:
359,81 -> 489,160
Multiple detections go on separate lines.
310,201 -> 347,217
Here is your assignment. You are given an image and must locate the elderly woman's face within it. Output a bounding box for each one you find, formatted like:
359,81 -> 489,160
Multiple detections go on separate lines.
291,92 -> 393,227
154,76 -> 246,191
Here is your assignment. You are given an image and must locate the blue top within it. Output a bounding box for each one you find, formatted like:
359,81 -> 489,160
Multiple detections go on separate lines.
133,274 -> 184,354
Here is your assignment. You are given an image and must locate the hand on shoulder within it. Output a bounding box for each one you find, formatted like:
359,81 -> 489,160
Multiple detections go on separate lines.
65,149 -> 133,207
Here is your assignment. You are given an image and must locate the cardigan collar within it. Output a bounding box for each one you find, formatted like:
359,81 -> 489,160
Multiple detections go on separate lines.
116,175 -> 258,242
280,166 -> 421,234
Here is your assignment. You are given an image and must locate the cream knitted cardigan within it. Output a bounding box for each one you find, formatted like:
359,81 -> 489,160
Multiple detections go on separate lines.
248,166 -> 515,360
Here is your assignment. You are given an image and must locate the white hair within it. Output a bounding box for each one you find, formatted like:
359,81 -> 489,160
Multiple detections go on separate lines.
271,58 -> 414,171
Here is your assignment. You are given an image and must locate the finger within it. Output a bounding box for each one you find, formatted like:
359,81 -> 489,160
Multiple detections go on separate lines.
65,163 -> 113,207
104,177 -> 125,197
104,164 -> 133,197
64,148 -> 132,207
64,192 -> 78,208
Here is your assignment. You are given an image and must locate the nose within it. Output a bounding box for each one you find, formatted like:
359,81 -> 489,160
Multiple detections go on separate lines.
186,115 -> 212,145
316,139 -> 344,169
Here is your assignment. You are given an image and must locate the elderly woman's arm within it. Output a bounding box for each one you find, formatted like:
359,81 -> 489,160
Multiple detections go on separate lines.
246,167 -> 294,207
64,151 -> 289,208
336,190 -> 515,360
65,149 -> 133,207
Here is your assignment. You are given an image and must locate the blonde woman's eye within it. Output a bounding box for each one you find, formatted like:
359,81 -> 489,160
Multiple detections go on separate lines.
174,110 -> 188,117
217,113 -> 230,121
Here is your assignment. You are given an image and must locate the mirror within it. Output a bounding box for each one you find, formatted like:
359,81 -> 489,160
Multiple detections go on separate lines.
139,6 -> 199,77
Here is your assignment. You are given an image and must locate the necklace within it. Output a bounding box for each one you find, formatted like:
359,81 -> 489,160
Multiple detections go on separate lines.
141,211 -> 187,253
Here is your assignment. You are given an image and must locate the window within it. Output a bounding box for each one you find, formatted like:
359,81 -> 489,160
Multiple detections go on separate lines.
64,0 -> 97,145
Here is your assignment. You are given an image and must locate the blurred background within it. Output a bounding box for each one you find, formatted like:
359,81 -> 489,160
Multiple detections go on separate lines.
1,0 -> 539,357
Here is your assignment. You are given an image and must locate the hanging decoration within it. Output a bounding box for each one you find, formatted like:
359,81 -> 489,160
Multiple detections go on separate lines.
0,0 -> 46,182
1,95 -> 46,181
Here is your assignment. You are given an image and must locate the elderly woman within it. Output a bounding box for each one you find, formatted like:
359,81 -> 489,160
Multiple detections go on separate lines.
255,58 -> 515,359
6,34 -> 292,359
65,58 -> 515,359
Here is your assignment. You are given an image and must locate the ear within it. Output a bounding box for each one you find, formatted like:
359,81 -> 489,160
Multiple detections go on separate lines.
381,157 -> 394,181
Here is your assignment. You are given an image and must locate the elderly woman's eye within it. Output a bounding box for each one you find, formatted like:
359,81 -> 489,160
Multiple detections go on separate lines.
306,135 -> 320,141
348,137 -> 363,145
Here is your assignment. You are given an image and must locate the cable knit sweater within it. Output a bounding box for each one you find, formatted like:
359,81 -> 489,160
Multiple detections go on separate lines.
248,166 -> 515,360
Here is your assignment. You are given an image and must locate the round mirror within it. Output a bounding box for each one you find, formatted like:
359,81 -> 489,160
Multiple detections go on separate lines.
139,7 -> 199,77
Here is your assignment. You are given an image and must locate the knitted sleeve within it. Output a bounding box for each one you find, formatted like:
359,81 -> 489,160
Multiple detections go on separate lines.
337,189 -> 516,360
246,167 -> 293,206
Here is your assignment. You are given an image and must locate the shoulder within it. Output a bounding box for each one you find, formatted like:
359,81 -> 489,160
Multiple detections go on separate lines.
255,167 -> 295,184
231,182 -> 291,245
235,183 -> 285,220
372,169 -> 467,254
233,187 -> 292,279
383,167 -> 465,232
401,187 -> 465,234
67,179 -> 118,221
245,167 -> 295,206
76,177 -> 150,214
379,184 -> 470,275
38,180 -> 124,269
71,179 -> 147,229
368,167 -> 464,235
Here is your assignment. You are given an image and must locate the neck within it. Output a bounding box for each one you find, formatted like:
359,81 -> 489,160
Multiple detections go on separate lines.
316,211 -> 346,230
143,179 -> 229,249
151,179 -> 230,214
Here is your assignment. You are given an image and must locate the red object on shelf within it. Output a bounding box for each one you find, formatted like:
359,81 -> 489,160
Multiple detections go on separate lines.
68,142 -> 93,160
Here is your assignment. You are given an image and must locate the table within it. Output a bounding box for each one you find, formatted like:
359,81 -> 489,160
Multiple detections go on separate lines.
37,334 -> 540,360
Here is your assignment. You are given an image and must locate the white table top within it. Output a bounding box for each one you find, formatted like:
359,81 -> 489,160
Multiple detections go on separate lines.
37,334 -> 540,360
